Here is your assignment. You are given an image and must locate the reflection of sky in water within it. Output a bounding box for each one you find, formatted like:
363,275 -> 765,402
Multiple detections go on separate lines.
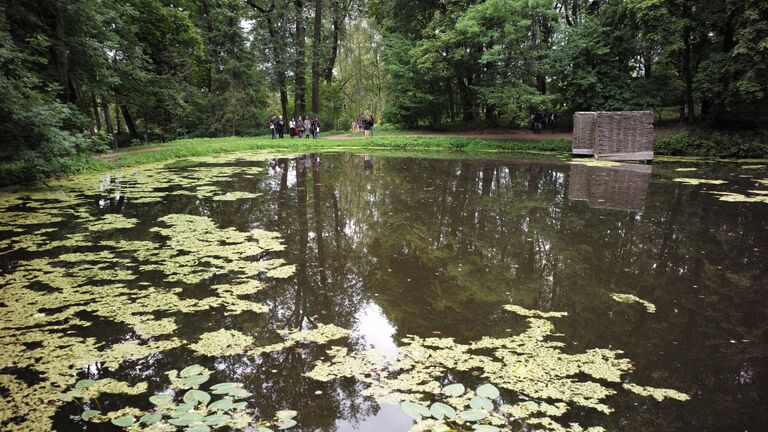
354,302 -> 399,357
335,303 -> 409,431
335,403 -> 413,432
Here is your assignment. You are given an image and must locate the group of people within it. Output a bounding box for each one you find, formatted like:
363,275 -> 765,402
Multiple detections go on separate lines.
530,112 -> 557,133
269,115 -> 321,139
351,114 -> 376,137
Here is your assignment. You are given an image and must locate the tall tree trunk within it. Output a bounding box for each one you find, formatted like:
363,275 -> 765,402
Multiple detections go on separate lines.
120,105 -> 140,141
311,155 -> 327,287
536,74 -> 546,94
485,103 -> 498,127
448,81 -> 455,122
294,0 -> 307,118
266,16 -> 289,120
201,0 -> 214,91
457,74 -> 474,122
681,4 -> 695,123
101,99 -> 114,136
91,94 -> 101,132
311,0 -> 322,115
53,4 -> 71,103
324,1 -> 340,83
115,99 -> 123,133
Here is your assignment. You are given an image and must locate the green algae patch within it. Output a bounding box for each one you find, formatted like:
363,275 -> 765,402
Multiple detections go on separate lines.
88,213 -> 139,231
504,304 -> 568,318
306,316 -> 688,431
707,191 -> 768,204
211,191 -> 261,201
569,160 -> 624,167
0,155 -> 300,430
610,293 -> 656,313
623,383 -> 690,402
190,329 -> 255,356
249,323 -> 350,356
672,178 -> 728,185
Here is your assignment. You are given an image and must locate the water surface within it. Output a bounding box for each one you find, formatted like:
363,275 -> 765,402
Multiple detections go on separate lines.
1,152 -> 766,431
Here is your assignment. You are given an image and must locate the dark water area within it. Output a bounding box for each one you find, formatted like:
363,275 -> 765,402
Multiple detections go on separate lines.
2,152 -> 767,432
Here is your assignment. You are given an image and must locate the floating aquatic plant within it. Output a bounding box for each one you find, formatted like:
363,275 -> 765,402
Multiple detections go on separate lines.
88,213 -> 139,231
211,191 -> 261,201
0,157 -> 297,430
569,160 -> 624,167
60,366 -> 298,431
672,178 -> 728,185
610,293 -> 656,313
706,191 -> 768,204
503,304 -> 568,318
306,314 -> 689,431
190,330 -> 255,356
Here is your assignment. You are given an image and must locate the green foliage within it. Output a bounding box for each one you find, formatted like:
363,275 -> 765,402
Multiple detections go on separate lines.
655,130 -> 768,158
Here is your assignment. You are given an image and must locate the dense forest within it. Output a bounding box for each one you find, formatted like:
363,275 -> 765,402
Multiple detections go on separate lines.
1,1 -> 767,174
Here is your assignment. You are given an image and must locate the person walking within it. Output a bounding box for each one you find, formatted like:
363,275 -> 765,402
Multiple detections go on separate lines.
269,116 -> 276,139
369,115 -> 375,137
297,117 -> 305,138
363,116 -> 371,138
276,116 -> 285,139
312,117 -> 321,139
303,116 -> 312,139
289,118 -> 296,139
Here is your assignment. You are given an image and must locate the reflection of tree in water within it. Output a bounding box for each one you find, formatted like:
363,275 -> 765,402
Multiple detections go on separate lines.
80,154 -> 767,431
235,155 -> 379,431
236,155 -> 768,431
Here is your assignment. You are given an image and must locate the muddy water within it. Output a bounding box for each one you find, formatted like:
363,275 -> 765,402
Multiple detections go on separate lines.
1,152 -> 766,431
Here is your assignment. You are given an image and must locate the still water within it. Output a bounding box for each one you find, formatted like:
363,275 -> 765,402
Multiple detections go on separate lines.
1,152 -> 766,431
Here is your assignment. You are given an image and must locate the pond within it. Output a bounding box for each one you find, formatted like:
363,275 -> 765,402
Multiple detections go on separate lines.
1,152 -> 767,432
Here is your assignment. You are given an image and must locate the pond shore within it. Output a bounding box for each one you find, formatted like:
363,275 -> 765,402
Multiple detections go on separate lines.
2,128 -> 767,188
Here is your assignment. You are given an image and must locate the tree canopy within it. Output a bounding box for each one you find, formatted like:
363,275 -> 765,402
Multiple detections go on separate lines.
1,0 -> 767,177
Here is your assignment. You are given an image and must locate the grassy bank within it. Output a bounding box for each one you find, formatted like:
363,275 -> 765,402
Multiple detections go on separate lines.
0,135 -> 569,187
655,129 -> 768,159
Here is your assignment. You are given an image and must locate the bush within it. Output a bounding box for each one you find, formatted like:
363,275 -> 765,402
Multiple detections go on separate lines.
655,130 -> 768,158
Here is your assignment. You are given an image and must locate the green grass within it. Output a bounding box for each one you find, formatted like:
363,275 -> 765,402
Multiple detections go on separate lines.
0,135 -> 570,187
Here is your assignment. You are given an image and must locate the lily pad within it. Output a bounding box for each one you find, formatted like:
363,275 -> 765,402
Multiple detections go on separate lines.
208,399 -> 234,411
149,394 -> 174,406
469,396 -> 494,411
169,412 -> 205,426
429,402 -> 456,419
459,410 -> 489,421
203,414 -> 231,426
140,412 -> 162,425
442,383 -> 465,397
180,364 -> 205,378
401,401 -> 431,420
476,383 -> 500,400
75,379 -> 97,389
277,418 -> 297,429
111,415 -> 136,427
276,410 -> 298,419
180,374 -> 210,388
81,409 -> 101,421
183,389 -> 211,406
186,425 -> 211,432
